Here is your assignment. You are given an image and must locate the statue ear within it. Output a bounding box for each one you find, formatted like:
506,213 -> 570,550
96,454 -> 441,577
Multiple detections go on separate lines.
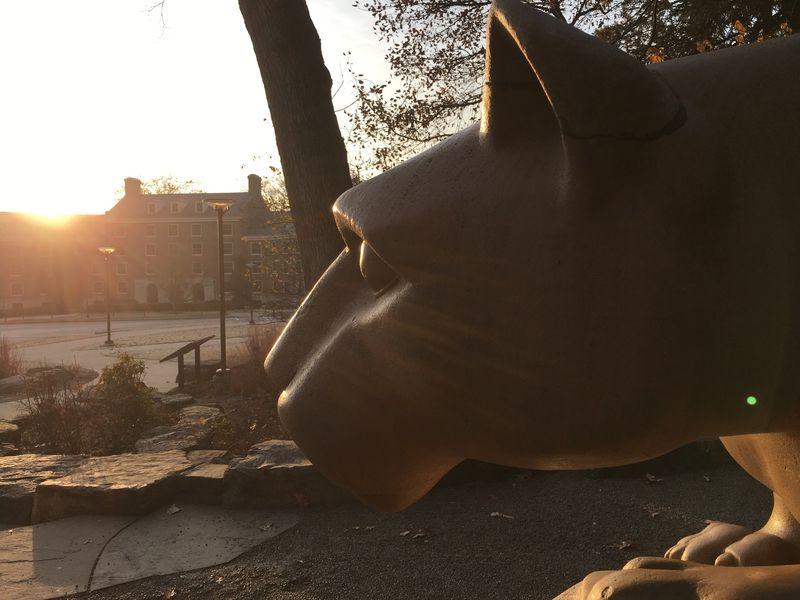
481,0 -> 684,143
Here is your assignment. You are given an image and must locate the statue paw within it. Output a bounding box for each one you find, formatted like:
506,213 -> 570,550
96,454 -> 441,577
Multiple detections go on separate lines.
664,521 -> 752,564
713,530 -> 800,566
565,560 -> 800,600
567,558 -> 701,600
664,521 -> 800,566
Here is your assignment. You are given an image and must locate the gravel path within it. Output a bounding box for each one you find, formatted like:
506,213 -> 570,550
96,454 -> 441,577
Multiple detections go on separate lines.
73,457 -> 770,600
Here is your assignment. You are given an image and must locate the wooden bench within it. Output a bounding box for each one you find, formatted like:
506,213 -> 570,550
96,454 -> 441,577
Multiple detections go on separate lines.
159,334 -> 215,390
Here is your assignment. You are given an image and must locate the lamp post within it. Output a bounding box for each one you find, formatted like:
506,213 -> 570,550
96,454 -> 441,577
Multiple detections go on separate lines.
207,200 -> 233,376
245,261 -> 257,324
97,246 -> 116,345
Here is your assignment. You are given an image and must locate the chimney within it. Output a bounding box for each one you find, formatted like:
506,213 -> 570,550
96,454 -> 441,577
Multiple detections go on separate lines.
124,177 -> 142,197
248,174 -> 262,198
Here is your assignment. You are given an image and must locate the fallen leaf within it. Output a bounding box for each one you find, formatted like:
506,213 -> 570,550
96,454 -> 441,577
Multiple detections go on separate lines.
412,532 -> 425,539
702,475 -> 711,482
166,504 -> 181,515
400,530 -> 411,537
645,473 -> 663,483
490,511 -> 515,520
618,540 -> 635,550
162,589 -> 176,599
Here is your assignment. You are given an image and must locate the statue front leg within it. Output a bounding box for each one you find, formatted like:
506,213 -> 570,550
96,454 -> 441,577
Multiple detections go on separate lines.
557,558 -> 800,600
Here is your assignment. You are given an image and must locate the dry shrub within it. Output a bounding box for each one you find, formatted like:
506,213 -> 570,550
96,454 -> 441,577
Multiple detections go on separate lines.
230,324 -> 283,396
21,355 -> 171,455
0,336 -> 22,379
208,324 -> 288,453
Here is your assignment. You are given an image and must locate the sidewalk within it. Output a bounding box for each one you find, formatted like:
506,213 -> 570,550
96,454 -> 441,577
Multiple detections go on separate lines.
0,505 -> 299,600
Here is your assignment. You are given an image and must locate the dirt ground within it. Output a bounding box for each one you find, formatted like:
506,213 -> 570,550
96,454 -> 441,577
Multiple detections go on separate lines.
73,454 -> 770,600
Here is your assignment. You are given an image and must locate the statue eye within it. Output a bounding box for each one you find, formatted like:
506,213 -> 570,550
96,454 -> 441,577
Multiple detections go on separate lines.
358,241 -> 398,296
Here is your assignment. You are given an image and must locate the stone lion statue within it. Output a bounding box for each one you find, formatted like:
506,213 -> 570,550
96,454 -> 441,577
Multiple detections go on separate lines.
266,1 -> 800,597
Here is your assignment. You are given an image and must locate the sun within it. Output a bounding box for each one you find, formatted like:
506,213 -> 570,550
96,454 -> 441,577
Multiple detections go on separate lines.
20,210 -> 76,227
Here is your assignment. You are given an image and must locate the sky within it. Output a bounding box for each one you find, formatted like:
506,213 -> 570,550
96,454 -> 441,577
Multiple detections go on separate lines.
0,0 -> 389,216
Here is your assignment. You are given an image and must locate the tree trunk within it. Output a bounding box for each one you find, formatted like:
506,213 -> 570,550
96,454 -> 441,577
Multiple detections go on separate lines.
239,0 -> 352,289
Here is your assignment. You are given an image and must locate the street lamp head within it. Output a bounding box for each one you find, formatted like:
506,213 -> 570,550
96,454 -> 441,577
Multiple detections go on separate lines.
206,200 -> 234,213
97,246 -> 116,256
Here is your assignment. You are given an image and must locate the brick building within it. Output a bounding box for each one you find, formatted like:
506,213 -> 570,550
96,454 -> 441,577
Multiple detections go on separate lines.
0,175 -> 303,316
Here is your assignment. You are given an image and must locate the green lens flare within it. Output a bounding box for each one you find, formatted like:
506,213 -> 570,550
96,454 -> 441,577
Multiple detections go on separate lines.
746,396 -> 758,406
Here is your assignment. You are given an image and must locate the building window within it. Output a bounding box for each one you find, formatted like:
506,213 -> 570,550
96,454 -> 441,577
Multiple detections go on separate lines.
115,246 -> 126,256
114,224 -> 125,237
223,261 -> 234,274
250,261 -> 262,274
168,243 -> 178,257
145,262 -> 155,276
223,223 -> 233,236
250,241 -> 262,256
191,223 -> 202,237
192,243 -> 202,256
145,224 -> 156,237
147,203 -> 156,216
195,200 -> 204,213
171,202 -> 180,214
10,282 -> 23,296
168,224 -> 179,237
117,281 -> 128,294
223,242 -> 233,255
116,262 -> 127,275
192,262 -> 203,275
93,280 -> 103,294
145,244 -> 156,257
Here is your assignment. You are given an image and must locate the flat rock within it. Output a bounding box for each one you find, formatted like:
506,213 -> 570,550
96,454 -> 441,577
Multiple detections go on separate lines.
89,504 -> 299,591
157,393 -> 195,409
179,463 -> 228,503
0,515 -> 134,600
134,405 -> 226,454
0,454 -> 86,525
0,419 -> 19,443
0,400 -> 26,423
223,440 -> 349,508
32,450 -> 192,523
135,427 -> 199,453
186,449 -> 227,465
0,443 -> 19,456
0,374 -> 25,395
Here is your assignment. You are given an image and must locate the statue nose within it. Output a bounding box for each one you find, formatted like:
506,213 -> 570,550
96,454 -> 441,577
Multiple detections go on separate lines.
264,249 -> 362,394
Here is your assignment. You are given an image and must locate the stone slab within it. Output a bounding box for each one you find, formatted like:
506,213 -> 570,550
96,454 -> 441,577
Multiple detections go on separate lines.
32,451 -> 192,523
0,454 -> 86,525
0,420 -> 19,444
178,463 -> 227,504
223,440 -> 349,508
135,427 -> 199,453
186,449 -> 227,465
134,405 -> 226,454
0,515 -> 134,600
157,393 -> 195,409
0,443 -> 19,456
90,504 -> 299,591
0,400 -> 26,423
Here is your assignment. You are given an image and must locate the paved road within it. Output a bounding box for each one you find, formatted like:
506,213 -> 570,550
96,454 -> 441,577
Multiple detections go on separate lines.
73,460 -> 770,600
0,312 -> 285,392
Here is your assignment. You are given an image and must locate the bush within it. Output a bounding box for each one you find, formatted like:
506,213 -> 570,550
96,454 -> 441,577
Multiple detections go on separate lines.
0,336 -> 22,379
21,355 -> 171,455
229,325 -> 283,396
